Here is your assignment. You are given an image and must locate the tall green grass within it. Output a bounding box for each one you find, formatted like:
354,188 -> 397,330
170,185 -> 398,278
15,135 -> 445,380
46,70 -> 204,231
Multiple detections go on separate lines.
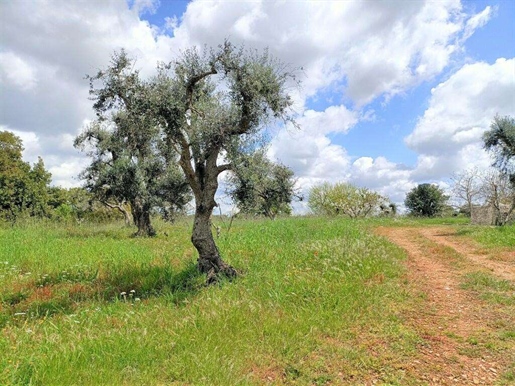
1,217 -> 416,385
454,224 -> 515,248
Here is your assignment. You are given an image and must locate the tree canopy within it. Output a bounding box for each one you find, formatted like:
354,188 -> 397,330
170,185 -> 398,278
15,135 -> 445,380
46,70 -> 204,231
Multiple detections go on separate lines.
483,115 -> 515,185
404,183 -> 448,217
308,182 -> 389,218
227,151 -> 299,219
75,50 -> 191,236
0,131 -> 52,221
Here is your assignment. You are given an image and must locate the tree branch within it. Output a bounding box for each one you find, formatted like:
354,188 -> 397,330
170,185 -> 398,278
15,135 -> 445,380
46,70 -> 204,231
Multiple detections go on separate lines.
216,163 -> 232,175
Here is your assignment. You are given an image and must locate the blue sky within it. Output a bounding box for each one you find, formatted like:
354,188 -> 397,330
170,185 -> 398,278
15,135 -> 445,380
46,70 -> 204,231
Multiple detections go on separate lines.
1,0 -> 514,212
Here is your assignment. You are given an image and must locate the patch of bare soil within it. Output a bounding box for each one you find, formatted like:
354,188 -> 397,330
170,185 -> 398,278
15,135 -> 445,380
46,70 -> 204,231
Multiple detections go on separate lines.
376,226 -> 514,386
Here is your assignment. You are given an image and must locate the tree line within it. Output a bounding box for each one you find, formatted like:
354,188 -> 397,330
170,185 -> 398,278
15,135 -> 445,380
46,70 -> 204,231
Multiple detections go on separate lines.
0,130 -> 156,225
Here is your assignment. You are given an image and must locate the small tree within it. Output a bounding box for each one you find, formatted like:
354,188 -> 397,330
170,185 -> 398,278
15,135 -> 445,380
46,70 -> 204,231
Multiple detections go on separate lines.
404,183 -> 448,217
26,157 -> 52,217
480,170 -> 515,225
451,168 -> 484,216
482,115 -> 515,225
483,115 -> 515,185
308,182 -> 388,218
227,151 -> 299,220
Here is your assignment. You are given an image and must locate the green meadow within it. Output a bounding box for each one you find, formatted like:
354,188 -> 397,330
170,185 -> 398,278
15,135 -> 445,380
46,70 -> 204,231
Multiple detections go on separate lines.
0,217 -> 513,385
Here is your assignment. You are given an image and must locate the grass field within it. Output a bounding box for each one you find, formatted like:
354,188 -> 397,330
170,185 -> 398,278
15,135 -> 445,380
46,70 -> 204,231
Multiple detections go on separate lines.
0,216 -> 513,385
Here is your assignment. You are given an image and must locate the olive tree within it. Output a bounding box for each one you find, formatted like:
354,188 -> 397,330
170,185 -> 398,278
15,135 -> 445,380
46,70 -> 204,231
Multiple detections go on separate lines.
75,51 -> 190,236
227,150 -> 299,220
150,42 -> 296,282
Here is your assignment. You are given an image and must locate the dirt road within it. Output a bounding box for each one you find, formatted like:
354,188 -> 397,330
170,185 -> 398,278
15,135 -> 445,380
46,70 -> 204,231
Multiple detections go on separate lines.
377,226 -> 515,386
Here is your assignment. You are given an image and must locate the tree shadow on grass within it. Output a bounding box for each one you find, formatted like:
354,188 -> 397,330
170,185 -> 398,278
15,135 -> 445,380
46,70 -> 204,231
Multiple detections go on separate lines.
0,260 -> 204,327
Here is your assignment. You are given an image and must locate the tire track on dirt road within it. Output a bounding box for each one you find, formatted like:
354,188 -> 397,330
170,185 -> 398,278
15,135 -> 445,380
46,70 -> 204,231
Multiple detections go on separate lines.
417,227 -> 515,282
376,226 -> 514,386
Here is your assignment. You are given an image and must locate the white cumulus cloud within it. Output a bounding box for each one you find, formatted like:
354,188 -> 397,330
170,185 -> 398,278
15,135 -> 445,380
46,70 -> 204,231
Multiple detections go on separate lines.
406,57 -> 515,179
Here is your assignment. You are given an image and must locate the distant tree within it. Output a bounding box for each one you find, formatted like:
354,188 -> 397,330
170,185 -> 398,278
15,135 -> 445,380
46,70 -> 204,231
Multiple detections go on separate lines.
404,183 -> 449,217
75,51 -> 190,236
149,42 -> 296,282
26,157 -> 52,217
483,114 -> 515,185
308,182 -> 389,218
0,131 -> 51,221
451,168 -> 484,216
227,151 -> 299,220
379,202 -> 397,217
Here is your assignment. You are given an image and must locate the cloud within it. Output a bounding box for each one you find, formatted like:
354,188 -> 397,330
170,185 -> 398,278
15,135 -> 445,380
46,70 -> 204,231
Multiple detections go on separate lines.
0,0 -> 179,188
48,157 -> 90,188
268,103 -> 359,190
0,0 -> 177,136
174,0 -> 490,106
1,126 -> 42,164
0,52 -> 38,91
130,0 -> 160,16
298,105 -> 358,136
462,5 -> 493,41
272,56 -> 515,209
405,57 -> 515,179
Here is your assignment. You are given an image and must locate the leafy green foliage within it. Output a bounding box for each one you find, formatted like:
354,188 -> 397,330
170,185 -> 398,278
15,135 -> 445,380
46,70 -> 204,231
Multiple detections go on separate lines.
483,115 -> 515,185
308,182 -> 389,218
404,183 -> 449,217
75,50 -> 191,235
482,116 -> 515,226
0,131 -> 52,221
227,151 -> 299,219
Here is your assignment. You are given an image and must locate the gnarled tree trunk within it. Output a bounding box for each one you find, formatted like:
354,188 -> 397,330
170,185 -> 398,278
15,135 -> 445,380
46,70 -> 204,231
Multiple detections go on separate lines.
131,198 -> 156,237
184,148 -> 237,283
191,204 -> 237,284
